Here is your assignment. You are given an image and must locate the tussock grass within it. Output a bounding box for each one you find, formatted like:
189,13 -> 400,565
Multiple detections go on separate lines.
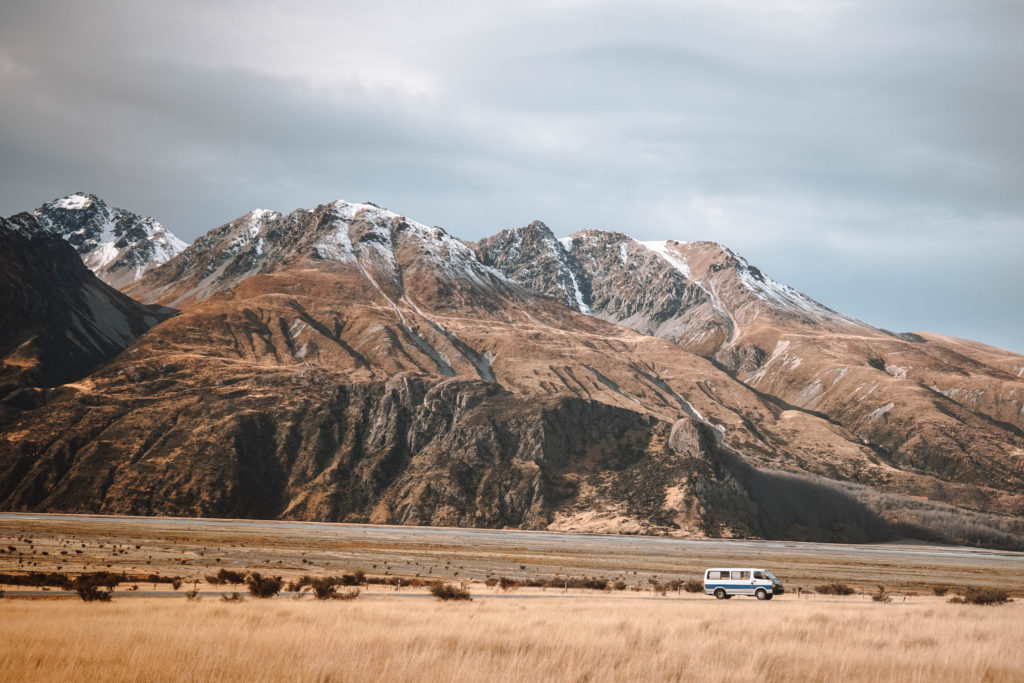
0,596 -> 1021,681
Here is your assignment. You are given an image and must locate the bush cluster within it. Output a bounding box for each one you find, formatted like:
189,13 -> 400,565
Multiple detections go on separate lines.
0,571 -> 73,590
244,573 -> 283,598
73,572 -> 123,602
430,583 -> 471,601
682,579 -> 704,593
814,583 -> 855,596
205,569 -> 246,585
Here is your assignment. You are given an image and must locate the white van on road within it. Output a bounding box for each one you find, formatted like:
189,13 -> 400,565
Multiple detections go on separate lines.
704,568 -> 784,600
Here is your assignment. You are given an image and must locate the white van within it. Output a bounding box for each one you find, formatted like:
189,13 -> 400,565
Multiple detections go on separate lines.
703,568 -> 784,600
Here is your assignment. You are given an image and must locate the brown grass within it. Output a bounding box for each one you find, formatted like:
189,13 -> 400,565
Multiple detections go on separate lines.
0,595 -> 1021,682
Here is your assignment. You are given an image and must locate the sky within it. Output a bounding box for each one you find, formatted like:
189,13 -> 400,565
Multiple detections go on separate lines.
1,0 -> 1022,352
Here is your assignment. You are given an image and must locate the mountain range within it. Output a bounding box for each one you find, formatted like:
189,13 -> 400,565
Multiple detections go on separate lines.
1,193 -> 1021,547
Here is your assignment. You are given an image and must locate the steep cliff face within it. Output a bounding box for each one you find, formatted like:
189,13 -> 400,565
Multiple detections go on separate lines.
32,193 -> 186,289
0,358 -> 888,542
0,213 -> 173,405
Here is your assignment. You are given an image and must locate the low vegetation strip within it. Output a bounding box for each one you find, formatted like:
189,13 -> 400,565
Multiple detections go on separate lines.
0,597 -> 1020,682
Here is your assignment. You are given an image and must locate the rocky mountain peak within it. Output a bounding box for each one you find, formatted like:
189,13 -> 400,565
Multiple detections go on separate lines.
126,198 -> 519,309
32,192 -> 187,289
474,220 -> 591,313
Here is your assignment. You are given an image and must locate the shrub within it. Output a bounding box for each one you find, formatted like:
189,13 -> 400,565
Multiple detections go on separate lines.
956,588 -> 1012,605
221,593 -> 244,603
613,580 -> 627,591
871,585 -> 892,603
683,579 -> 704,593
73,572 -> 122,602
815,583 -> 855,596
335,588 -> 360,601
245,573 -> 283,598
430,583 -> 471,601
215,569 -> 246,585
171,578 -> 182,590
288,575 -> 314,592
184,589 -> 200,601
310,578 -> 338,600
932,586 -> 949,596
498,577 -> 518,591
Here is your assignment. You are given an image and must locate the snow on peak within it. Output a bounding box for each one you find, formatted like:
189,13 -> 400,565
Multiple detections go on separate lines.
30,192 -> 188,286
52,193 -> 94,211
639,240 -> 693,279
557,236 -> 575,252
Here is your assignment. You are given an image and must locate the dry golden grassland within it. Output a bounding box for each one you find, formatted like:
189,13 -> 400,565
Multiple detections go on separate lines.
1,594 -> 1021,682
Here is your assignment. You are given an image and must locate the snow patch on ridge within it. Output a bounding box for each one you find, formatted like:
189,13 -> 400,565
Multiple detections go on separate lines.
868,402 -> 895,422
640,240 -> 692,279
54,193 -> 93,210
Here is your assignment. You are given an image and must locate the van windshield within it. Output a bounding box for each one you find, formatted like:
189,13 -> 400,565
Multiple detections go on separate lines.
765,570 -> 780,582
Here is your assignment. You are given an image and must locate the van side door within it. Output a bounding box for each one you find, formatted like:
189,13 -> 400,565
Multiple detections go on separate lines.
731,570 -> 752,595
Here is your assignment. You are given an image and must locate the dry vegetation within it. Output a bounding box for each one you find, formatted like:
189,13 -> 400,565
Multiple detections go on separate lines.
0,596 -> 1021,682
1,515 -> 1022,680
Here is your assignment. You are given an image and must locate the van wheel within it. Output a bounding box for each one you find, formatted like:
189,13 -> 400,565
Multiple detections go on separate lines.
765,594 -> 773,600
714,588 -> 727,600
755,588 -> 768,600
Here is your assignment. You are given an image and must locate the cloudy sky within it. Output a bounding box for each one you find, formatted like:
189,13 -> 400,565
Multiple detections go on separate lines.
2,1 -> 1022,351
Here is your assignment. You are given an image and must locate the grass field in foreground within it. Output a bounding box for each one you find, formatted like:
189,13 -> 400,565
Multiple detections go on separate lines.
0,595 -> 1020,682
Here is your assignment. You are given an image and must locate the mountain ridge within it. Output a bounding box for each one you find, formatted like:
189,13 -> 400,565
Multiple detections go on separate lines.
1,194 -> 1021,548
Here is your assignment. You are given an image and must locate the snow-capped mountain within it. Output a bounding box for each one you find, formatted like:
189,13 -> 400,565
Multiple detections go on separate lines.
126,199 -> 526,310
32,193 -> 187,289
479,224 -> 879,363
2,194 -> 1022,548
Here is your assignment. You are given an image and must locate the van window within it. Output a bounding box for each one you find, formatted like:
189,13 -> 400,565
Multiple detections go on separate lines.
731,571 -> 750,580
707,571 -> 723,580
754,571 -> 768,580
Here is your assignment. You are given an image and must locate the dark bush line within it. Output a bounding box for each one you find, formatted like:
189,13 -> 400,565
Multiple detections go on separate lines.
815,583 -> 855,596
140,573 -> 184,585
949,588 -> 1012,605
0,571 -> 73,590
488,576 -> 612,590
